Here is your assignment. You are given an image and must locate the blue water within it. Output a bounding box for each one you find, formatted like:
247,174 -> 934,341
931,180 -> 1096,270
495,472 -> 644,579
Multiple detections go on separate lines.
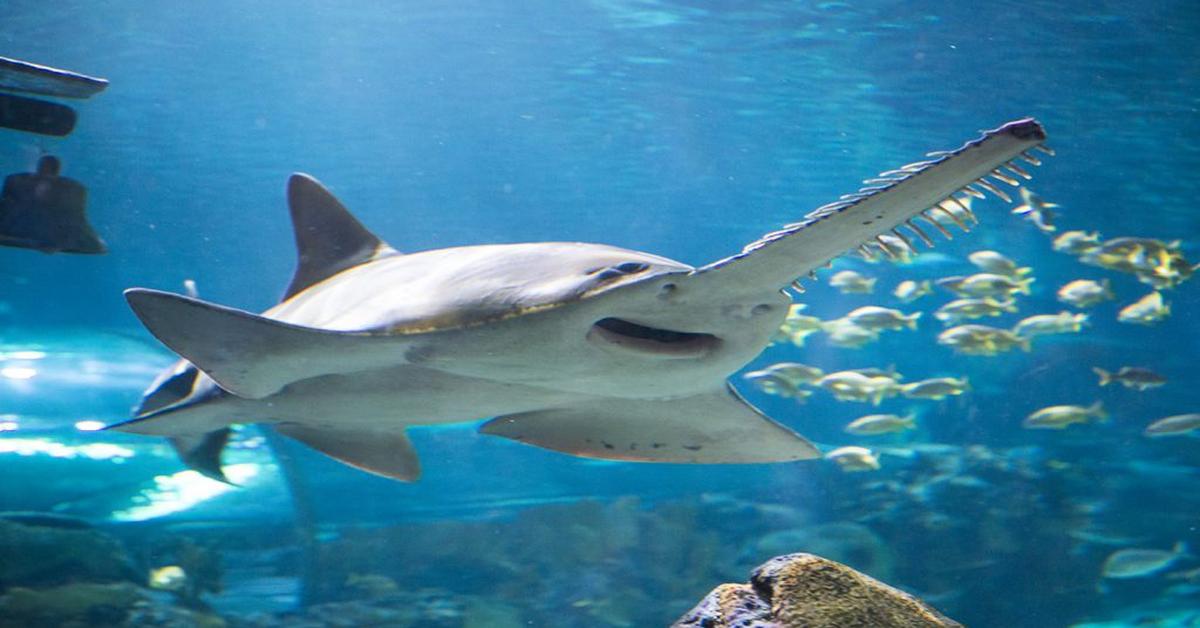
1,2 -> 1198,626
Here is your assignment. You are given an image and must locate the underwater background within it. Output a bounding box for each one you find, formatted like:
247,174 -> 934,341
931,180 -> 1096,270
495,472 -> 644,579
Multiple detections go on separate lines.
1,1 -> 1198,626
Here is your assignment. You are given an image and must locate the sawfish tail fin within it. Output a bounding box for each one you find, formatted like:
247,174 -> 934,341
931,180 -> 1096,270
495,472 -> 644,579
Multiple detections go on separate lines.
123,359 -> 236,483
171,429 -> 234,484
125,175 -> 408,482
123,176 -> 412,402
687,119 -> 1050,296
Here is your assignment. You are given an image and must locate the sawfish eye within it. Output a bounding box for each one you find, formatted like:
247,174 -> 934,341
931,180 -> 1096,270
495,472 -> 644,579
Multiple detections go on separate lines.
614,262 -> 648,273
593,261 -> 650,281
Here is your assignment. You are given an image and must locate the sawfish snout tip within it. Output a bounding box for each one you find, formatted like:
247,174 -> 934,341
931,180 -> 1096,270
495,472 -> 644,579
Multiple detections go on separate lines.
1000,117 -> 1047,141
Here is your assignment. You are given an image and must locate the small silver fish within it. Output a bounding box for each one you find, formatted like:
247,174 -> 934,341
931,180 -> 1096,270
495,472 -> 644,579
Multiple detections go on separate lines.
844,306 -> 921,331
1024,401 -> 1107,429
773,304 -> 825,347
815,371 -> 901,405
1117,291 -> 1170,325
845,413 -> 917,435
1056,279 -> 1114,308
938,324 -> 1030,356
743,362 -> 825,399
829,269 -> 877,294
1052,230 -> 1101,255
1093,366 -> 1166,391
824,446 -> 881,472
941,273 -> 1034,299
1012,311 -> 1088,338
901,377 -> 970,400
1144,413 -> 1200,437
934,297 -> 1017,325
1011,187 -> 1058,233
893,279 -> 933,303
822,318 -> 881,349
968,250 -> 1032,279
742,371 -> 799,397
1101,542 -> 1189,579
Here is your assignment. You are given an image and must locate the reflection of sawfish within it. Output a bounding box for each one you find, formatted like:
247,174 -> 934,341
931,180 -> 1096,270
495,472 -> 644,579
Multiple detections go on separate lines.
108,119 -> 1050,482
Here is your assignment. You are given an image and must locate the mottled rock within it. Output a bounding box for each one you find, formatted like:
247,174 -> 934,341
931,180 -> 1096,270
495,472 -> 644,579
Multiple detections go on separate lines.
0,582 -> 145,628
0,518 -> 140,589
673,553 -> 961,628
0,581 -> 227,628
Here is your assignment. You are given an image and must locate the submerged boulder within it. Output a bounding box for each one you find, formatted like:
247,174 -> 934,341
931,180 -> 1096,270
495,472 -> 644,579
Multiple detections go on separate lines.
0,582 -> 226,628
673,553 -> 961,628
0,518 -> 140,590
0,582 -> 144,628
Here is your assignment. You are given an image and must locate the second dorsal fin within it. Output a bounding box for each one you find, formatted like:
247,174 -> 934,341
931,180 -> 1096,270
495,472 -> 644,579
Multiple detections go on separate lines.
283,173 -> 398,299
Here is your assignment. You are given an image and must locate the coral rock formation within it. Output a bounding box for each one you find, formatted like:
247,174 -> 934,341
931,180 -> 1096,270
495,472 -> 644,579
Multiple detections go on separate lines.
673,552 -> 961,628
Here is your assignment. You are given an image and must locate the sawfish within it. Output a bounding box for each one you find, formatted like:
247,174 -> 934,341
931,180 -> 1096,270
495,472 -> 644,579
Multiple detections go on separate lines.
109,118 -> 1050,482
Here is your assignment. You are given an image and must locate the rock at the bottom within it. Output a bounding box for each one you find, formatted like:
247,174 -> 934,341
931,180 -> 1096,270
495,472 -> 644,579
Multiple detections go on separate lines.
673,553 -> 961,628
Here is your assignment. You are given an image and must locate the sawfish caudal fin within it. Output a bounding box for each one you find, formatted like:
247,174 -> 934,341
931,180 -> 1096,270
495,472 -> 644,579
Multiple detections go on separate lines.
135,359 -> 200,416
275,423 -> 422,482
124,288 -> 407,399
283,174 -> 399,300
691,118 -> 1051,295
480,384 -> 819,463
170,428 -> 233,484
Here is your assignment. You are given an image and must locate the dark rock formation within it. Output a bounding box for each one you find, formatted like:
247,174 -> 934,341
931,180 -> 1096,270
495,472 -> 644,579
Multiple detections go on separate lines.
0,582 -> 145,628
673,553 -> 961,628
0,518 -> 140,590
0,582 -> 227,628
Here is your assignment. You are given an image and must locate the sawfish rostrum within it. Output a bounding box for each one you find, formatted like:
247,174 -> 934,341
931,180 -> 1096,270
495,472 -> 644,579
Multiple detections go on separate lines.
111,119 -> 1050,482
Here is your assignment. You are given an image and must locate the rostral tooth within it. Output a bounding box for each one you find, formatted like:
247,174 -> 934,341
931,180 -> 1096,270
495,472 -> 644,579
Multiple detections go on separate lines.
890,228 -> 916,250
990,169 -> 1020,186
905,219 -> 935,246
920,212 -> 954,238
1004,162 -> 1032,179
974,178 -> 1012,202
933,203 -> 970,230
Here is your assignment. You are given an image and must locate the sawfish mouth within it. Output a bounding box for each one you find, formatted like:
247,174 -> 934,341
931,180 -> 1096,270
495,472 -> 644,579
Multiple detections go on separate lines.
587,317 -> 721,359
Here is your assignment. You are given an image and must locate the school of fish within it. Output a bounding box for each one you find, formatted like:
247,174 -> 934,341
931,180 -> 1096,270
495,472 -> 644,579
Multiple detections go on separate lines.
742,182 -> 1196,584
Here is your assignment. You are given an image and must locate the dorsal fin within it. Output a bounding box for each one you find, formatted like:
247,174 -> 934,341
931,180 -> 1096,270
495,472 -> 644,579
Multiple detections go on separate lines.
283,173 -> 398,299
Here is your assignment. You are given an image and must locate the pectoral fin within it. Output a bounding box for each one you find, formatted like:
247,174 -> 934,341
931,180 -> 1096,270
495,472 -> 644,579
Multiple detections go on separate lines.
481,384 -> 819,463
275,424 -> 422,482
